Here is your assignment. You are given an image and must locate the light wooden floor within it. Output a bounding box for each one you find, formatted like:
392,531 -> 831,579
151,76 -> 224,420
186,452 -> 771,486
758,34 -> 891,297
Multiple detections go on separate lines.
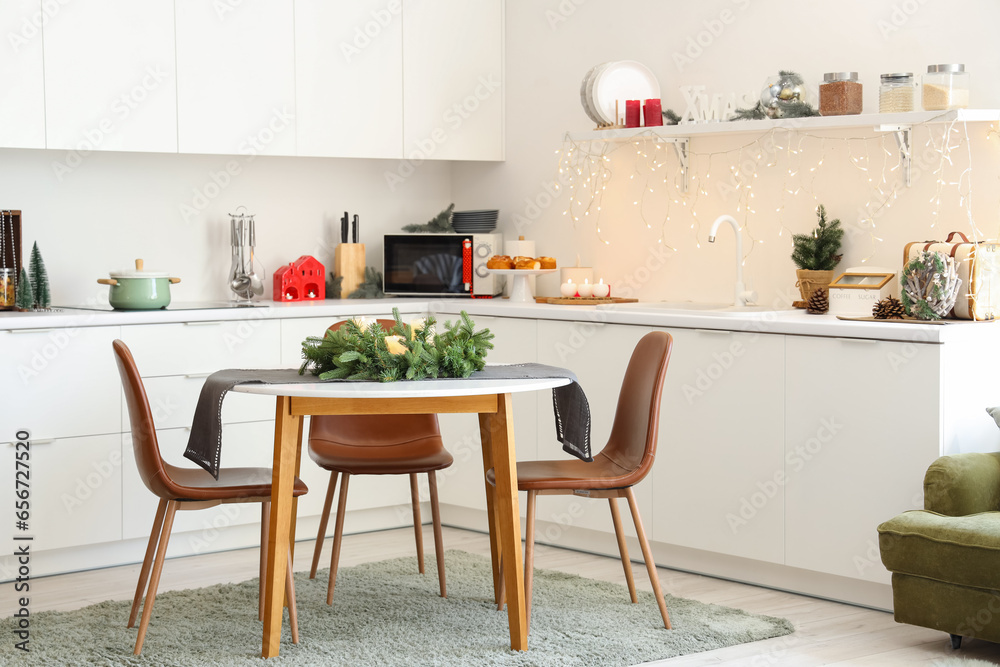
12,526 -> 1000,666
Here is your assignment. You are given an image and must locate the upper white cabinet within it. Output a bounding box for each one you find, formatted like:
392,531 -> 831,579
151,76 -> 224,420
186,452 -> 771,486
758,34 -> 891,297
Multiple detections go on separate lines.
294,0 -> 403,159
402,0 -> 504,161
43,0 -> 178,153
175,0 -> 296,156
0,0 -> 45,148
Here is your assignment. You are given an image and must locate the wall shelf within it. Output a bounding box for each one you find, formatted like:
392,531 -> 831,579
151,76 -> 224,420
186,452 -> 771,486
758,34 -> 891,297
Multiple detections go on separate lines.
565,109 -> 1000,191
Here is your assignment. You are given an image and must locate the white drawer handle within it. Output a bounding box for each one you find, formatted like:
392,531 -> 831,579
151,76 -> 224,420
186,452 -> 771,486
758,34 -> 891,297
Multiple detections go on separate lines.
695,328 -> 732,335
6,328 -> 56,334
184,373 -> 213,379
835,337 -> 878,344
6,438 -> 56,446
183,321 -> 222,327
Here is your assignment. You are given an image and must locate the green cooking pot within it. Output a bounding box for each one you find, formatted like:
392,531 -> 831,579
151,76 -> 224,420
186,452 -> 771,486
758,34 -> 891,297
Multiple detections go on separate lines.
98,259 -> 181,310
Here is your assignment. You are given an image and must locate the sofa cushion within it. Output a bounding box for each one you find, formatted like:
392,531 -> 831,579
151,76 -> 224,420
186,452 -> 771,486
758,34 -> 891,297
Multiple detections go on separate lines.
879,510 -> 1000,591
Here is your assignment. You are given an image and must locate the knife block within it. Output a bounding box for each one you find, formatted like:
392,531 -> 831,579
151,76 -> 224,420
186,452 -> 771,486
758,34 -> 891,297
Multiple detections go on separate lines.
334,243 -> 365,297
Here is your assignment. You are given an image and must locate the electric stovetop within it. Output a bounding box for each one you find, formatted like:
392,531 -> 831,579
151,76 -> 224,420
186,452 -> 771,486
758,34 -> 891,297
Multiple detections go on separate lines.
58,301 -> 270,312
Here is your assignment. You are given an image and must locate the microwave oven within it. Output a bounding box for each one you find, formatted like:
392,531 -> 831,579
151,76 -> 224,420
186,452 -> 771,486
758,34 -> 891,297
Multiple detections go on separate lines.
383,233 -> 505,297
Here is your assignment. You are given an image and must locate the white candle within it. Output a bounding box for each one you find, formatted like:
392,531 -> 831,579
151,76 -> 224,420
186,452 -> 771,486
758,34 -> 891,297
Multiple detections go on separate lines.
591,279 -> 611,298
577,279 -> 593,298
384,335 -> 407,355
560,279 -> 578,297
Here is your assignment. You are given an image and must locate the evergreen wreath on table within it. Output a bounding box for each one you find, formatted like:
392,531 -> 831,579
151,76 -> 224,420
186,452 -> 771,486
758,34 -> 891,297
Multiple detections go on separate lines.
901,250 -> 962,320
299,307 -> 494,382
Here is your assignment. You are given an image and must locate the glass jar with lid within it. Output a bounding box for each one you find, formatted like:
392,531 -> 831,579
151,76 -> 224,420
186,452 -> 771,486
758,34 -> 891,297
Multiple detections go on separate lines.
0,267 -> 15,309
922,64 -> 969,111
879,73 -> 915,113
819,72 -> 863,116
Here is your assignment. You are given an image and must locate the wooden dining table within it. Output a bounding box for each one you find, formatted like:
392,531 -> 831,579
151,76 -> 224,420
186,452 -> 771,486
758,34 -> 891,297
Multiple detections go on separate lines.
232,376 -> 571,658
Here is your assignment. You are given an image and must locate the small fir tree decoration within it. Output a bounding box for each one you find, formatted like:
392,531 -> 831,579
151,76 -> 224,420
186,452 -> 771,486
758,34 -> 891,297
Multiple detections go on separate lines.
325,274 -> 343,299
806,287 -> 829,314
403,203 -> 455,233
347,266 -> 385,299
15,267 -> 33,311
901,251 -> 962,320
791,205 -> 844,271
28,242 -> 50,308
872,295 -> 906,320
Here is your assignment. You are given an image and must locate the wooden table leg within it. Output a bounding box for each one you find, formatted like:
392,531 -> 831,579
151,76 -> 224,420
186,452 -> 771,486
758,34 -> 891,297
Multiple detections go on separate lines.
262,395 -> 301,658
478,413 -> 503,605
482,393 -> 528,651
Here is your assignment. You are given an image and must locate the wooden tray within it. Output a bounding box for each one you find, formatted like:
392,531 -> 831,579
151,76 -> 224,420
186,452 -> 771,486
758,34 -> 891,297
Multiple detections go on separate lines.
535,296 -> 639,305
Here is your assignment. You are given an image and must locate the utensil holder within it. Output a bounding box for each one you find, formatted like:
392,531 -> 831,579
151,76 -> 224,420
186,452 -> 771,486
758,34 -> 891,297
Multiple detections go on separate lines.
335,243 -> 366,297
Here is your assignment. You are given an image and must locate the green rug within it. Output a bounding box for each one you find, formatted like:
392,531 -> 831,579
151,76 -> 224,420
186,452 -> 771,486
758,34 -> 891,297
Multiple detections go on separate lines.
1,550 -> 793,666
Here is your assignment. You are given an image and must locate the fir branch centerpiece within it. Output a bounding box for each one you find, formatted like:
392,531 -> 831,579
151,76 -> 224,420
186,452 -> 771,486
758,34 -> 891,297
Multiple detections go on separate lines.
299,307 -> 494,382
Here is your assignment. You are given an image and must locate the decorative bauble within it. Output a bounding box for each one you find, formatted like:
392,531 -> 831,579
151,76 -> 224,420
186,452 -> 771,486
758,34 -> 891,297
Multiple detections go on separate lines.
806,287 -> 829,314
759,72 -> 815,119
901,251 -> 962,320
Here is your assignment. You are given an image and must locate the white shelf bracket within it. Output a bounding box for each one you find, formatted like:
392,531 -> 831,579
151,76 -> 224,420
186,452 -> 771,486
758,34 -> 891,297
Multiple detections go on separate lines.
878,124 -> 912,187
672,138 -> 690,193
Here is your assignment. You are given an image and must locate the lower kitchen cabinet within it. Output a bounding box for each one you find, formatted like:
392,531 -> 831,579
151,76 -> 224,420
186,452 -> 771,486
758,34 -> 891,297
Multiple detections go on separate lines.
783,336 -> 942,583
3,434 -> 124,552
535,320 -> 654,539
653,328 -> 786,564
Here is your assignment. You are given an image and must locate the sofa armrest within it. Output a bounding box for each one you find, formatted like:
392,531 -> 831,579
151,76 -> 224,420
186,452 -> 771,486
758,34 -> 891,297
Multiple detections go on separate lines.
924,452 -> 1000,516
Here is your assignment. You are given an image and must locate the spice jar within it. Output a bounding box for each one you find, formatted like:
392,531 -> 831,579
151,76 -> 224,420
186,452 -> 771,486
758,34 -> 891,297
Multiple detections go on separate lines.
879,73 -> 915,113
819,72 -> 863,116
0,268 -> 15,309
922,64 -> 970,111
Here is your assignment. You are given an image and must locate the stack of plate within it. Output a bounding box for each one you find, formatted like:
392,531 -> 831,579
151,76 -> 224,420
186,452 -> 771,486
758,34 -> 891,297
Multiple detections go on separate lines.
452,209 -> 499,233
580,60 -> 661,126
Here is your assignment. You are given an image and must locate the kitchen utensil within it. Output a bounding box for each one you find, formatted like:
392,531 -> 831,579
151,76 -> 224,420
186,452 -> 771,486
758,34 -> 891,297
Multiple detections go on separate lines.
229,208 -> 262,302
592,60 -> 660,126
352,214 -> 360,243
98,258 -> 180,310
247,216 -> 264,296
341,212 -> 349,243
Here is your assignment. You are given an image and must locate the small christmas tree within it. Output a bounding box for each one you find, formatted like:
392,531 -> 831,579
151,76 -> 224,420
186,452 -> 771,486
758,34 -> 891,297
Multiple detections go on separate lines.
15,267 -> 33,311
29,242 -> 50,308
791,205 -> 844,271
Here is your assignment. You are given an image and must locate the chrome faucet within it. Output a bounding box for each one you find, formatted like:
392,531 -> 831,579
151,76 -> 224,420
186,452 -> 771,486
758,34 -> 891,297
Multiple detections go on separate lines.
708,215 -> 757,307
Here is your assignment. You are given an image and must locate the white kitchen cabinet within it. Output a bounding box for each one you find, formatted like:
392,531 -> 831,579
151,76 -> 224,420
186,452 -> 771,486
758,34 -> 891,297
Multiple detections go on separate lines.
125,374 -> 275,432
3,434 -> 123,551
294,0 -> 403,159
402,0 -> 504,161
0,326 -> 121,442
534,320 -> 653,538
784,336 -> 942,584
0,0 -> 45,149
652,328 -> 786,564
175,0 -> 296,156
120,319 -> 281,377
434,314 -> 537,513
43,0 -> 177,153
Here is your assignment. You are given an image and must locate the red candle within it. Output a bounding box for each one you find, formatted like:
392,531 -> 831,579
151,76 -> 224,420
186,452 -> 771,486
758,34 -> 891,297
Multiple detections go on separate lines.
625,100 -> 640,128
644,98 -> 663,126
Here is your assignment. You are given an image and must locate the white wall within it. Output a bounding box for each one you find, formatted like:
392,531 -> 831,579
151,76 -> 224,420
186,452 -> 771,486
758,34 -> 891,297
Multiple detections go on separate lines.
0,149 -> 451,305
454,0 -> 1000,304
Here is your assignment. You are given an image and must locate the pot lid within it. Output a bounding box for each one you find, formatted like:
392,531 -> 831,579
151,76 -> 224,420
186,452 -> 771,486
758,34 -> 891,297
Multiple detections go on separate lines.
109,258 -> 169,279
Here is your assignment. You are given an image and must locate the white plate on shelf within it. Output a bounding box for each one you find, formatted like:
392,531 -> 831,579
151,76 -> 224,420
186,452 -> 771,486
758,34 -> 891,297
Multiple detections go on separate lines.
592,60 -> 660,126
586,61 -> 614,125
580,63 -> 608,126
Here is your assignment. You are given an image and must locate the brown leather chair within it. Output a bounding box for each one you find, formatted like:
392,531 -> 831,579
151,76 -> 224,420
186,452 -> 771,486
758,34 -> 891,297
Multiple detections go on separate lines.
489,331 -> 674,631
307,319 -> 452,604
113,340 -> 308,655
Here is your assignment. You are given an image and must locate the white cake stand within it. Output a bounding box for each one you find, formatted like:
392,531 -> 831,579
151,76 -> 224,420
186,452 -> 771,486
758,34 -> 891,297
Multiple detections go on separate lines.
486,268 -> 558,303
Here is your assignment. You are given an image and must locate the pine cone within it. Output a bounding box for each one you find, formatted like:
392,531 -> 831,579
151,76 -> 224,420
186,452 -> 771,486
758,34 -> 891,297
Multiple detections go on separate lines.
873,295 -> 905,320
806,287 -> 829,314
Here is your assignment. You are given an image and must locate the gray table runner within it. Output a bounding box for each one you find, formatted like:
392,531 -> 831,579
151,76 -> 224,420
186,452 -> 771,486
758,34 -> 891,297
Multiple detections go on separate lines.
184,364 -> 592,479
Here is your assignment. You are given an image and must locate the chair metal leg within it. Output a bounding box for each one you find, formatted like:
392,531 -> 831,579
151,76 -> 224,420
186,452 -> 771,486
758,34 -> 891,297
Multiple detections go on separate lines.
326,473 -> 351,605
524,490 -> 537,632
625,487 -> 671,629
409,473 -> 425,575
285,547 -> 299,644
134,500 -> 178,655
128,498 -> 167,628
609,496 -> 638,603
428,471 -> 446,598
259,502 -> 269,621
310,471 -> 338,579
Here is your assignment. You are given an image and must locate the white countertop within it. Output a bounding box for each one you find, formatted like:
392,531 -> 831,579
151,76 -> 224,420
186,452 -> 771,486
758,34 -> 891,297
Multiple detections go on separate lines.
2,296 -> 995,343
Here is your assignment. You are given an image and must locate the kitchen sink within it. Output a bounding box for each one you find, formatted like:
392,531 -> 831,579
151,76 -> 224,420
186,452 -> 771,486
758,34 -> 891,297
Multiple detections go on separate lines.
595,301 -> 793,316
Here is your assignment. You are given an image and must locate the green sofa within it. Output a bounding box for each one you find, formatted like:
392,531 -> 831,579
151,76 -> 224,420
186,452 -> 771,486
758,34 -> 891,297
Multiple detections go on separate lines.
878,452 -> 1000,649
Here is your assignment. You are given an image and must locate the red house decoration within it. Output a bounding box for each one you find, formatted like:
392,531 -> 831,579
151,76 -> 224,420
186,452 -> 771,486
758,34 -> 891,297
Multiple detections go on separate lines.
273,255 -> 326,301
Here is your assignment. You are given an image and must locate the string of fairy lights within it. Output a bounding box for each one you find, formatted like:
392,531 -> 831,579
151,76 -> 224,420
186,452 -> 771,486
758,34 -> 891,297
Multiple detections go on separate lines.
555,116 -> 987,265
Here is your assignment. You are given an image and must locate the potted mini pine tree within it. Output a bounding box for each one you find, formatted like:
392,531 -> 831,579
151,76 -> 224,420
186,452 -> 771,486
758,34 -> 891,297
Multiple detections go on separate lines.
792,205 -> 844,304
